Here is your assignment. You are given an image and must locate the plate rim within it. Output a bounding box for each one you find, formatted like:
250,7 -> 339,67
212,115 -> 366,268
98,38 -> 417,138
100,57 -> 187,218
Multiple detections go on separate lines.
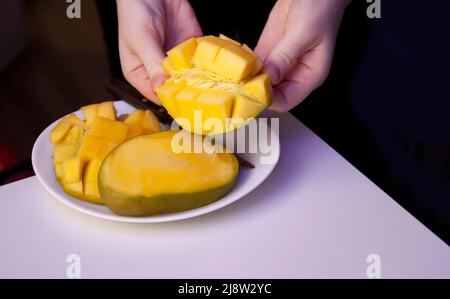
32,101 -> 280,223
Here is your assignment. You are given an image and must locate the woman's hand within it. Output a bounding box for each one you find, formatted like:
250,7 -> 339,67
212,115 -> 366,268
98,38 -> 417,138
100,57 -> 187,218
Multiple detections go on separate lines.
255,0 -> 350,112
117,0 -> 202,104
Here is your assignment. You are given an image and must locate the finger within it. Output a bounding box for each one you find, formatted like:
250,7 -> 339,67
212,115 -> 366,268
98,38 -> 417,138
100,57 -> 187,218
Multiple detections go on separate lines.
119,39 -> 162,105
254,0 -> 287,61
264,30 -> 317,85
270,44 -> 333,112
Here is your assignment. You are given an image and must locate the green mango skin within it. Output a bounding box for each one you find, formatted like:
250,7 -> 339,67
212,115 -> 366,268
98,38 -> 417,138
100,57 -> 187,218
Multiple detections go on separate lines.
98,176 -> 237,217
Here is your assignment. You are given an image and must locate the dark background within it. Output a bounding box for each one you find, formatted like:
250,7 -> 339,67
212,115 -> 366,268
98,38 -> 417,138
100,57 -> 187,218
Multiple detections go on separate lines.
0,0 -> 449,244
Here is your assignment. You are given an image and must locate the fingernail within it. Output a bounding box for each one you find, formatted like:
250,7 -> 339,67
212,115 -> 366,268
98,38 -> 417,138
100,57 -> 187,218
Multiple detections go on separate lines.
151,70 -> 167,90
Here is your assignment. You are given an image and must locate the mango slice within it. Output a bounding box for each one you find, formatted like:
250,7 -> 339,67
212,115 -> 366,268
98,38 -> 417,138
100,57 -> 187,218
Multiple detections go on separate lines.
157,34 -> 272,135
98,130 -> 239,216
167,37 -> 197,69
50,102 -> 161,205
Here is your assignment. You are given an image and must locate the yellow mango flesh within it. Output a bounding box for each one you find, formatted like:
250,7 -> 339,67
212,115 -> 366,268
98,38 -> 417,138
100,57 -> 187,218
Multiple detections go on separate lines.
157,34 -> 272,135
243,73 -> 272,106
99,130 -> 239,216
167,37 -> 197,69
50,102 -> 161,205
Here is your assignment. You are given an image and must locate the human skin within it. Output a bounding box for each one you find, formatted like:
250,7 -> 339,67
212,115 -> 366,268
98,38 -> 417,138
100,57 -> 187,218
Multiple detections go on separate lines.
117,0 -> 350,111
116,0 -> 202,104
255,0 -> 351,112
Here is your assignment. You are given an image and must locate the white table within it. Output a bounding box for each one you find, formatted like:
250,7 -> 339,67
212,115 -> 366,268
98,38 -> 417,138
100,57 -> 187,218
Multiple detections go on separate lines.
1,113 -> 449,278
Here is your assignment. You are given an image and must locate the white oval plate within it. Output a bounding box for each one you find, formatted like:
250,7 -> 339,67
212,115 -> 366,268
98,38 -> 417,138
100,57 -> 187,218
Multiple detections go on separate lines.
32,101 -> 280,223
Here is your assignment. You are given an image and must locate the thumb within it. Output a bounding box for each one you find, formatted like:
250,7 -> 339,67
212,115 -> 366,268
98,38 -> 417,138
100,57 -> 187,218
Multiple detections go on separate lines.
133,32 -> 167,91
264,31 -> 315,84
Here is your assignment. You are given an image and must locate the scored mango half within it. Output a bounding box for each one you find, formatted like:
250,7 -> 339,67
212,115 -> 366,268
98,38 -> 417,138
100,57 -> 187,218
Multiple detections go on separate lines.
157,34 -> 272,135
49,101 -> 161,204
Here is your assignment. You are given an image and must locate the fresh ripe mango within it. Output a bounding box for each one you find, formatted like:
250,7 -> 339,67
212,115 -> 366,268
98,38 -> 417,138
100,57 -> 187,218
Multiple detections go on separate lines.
50,121 -> 72,143
167,37 -> 197,69
81,104 -> 99,125
90,117 -> 128,144
98,102 -> 116,120
61,156 -> 84,183
243,73 -> 272,106
53,143 -> 80,163
50,102 -> 161,205
142,110 -> 160,133
157,34 -> 272,135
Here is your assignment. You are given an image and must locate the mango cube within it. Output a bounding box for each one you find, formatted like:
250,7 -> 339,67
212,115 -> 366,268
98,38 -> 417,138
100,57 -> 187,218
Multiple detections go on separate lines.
158,35 -> 272,135
62,114 -> 85,127
63,181 -> 83,197
84,181 -> 101,202
98,102 -> 116,120
84,159 -> 102,182
53,143 -> 80,163
214,45 -> 256,81
124,110 -> 145,125
62,156 -> 84,183
78,135 -> 118,160
90,117 -> 128,143
167,37 -> 197,69
127,124 -> 144,139
62,126 -> 84,143
192,36 -> 229,69
242,44 -> 264,75
219,34 -> 241,46
81,104 -> 99,125
243,73 -> 272,105
156,81 -> 186,116
231,94 -> 265,123
195,90 -> 234,134
50,121 -> 72,143
142,110 -> 160,133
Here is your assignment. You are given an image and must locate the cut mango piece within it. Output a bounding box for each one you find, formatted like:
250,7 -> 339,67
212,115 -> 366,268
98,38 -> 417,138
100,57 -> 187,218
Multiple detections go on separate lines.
242,44 -> 264,76
213,45 -> 256,81
54,162 -> 63,180
195,90 -> 234,134
219,34 -> 241,46
244,73 -> 272,105
127,124 -> 144,139
84,159 -> 102,183
142,110 -> 160,133
81,104 -> 99,125
231,94 -> 265,123
78,135 -> 118,161
61,126 -> 84,143
174,86 -> 201,130
84,181 -> 101,203
62,181 -> 83,198
156,81 -> 186,116
158,35 -> 272,135
90,117 -> 128,144
98,102 -> 116,120
53,143 -> 80,163
124,110 -> 145,125
62,156 -> 84,183
62,114 -> 85,127
50,121 -> 72,143
192,36 -> 229,69
167,37 -> 197,69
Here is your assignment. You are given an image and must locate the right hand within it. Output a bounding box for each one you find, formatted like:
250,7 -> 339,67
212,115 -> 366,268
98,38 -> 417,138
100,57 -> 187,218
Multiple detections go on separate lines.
117,0 -> 202,104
